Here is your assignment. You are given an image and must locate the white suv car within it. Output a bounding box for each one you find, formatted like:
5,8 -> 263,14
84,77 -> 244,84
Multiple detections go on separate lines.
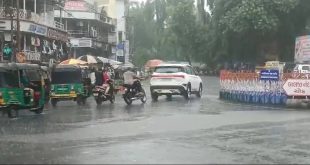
150,64 -> 203,101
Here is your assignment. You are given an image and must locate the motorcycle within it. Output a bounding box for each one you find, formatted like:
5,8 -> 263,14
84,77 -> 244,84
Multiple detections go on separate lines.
92,81 -> 115,105
122,80 -> 147,105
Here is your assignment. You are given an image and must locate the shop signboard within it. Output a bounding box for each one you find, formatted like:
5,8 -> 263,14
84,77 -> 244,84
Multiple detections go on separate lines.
48,28 -> 68,42
24,51 -> 41,62
65,1 -> 87,11
28,24 -> 47,36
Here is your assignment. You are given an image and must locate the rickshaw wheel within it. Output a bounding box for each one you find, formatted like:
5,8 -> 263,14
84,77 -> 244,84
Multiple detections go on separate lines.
51,99 -> 58,107
34,106 -> 44,114
77,96 -> 86,106
8,106 -> 18,118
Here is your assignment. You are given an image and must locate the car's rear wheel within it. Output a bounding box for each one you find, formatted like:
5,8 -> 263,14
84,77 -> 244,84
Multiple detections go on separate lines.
151,92 -> 158,102
184,84 -> 191,100
196,84 -> 202,98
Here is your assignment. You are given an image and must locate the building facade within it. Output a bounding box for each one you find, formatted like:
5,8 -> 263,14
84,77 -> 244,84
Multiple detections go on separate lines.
95,0 -> 129,63
0,0 -> 69,64
54,0 -> 116,58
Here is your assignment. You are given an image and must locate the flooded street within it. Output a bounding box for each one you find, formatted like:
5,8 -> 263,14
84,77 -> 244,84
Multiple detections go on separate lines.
1,76 -> 310,164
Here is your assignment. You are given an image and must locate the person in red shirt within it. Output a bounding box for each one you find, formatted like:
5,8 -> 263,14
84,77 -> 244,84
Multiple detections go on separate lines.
102,67 -> 112,95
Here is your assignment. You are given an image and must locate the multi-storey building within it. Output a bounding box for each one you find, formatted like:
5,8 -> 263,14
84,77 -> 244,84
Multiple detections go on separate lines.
95,0 -> 129,63
54,0 -> 116,58
0,0 -> 69,64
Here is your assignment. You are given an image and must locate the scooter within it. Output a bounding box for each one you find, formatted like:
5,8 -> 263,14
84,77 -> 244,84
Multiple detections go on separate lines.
92,81 -> 115,105
122,80 -> 147,105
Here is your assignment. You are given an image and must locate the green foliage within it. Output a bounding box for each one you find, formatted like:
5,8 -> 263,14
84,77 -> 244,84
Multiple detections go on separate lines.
129,0 -> 310,68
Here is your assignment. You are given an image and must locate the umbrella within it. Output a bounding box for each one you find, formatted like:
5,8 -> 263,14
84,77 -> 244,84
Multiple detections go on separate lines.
145,59 -> 163,68
59,59 -> 88,65
97,57 -> 122,65
77,55 -> 102,64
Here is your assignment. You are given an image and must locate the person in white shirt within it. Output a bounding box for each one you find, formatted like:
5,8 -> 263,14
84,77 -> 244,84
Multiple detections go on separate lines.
123,68 -> 142,93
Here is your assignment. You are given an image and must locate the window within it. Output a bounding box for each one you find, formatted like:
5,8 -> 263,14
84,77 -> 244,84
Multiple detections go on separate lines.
185,67 -> 193,75
302,66 -> 310,71
118,31 -> 123,42
154,66 -> 185,73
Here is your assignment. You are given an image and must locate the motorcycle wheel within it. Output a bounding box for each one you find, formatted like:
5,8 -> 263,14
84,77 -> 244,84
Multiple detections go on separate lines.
141,89 -> 147,103
123,94 -> 132,105
95,98 -> 103,105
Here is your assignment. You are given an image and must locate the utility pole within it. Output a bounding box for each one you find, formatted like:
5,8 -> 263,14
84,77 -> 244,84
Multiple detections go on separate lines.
10,0 -> 13,62
16,0 -> 21,53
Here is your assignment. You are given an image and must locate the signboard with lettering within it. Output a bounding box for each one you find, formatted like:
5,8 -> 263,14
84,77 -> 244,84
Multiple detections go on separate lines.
28,24 -> 47,36
65,1 -> 87,11
24,52 -> 41,62
283,79 -> 310,96
295,35 -> 310,63
48,28 -> 68,42
260,70 -> 279,81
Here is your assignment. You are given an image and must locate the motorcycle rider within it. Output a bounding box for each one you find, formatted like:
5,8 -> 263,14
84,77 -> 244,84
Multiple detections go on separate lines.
102,66 -> 114,95
123,67 -> 143,95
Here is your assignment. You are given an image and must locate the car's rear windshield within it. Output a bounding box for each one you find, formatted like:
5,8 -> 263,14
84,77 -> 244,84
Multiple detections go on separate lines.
51,71 -> 82,84
154,66 -> 185,73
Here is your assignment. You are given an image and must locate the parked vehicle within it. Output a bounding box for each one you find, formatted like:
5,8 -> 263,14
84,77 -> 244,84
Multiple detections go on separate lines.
150,64 -> 203,101
0,63 -> 46,118
50,65 -> 91,107
92,80 -> 115,105
121,80 -> 147,105
293,64 -> 310,74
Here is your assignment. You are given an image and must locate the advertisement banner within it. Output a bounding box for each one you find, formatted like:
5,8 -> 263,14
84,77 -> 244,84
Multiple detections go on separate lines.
295,35 -> 310,63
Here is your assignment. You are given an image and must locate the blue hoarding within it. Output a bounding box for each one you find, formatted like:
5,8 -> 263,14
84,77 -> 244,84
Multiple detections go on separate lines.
260,70 -> 279,81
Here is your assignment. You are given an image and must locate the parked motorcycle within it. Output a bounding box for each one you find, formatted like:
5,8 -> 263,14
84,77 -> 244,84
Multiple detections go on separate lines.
122,81 -> 147,105
92,82 -> 115,105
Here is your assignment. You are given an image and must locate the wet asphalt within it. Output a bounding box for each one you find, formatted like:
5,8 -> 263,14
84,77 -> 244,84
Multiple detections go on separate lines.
1,76 -> 310,164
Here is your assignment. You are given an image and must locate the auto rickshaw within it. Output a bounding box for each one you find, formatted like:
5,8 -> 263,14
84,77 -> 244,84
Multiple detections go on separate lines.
0,63 -> 46,118
50,65 -> 91,106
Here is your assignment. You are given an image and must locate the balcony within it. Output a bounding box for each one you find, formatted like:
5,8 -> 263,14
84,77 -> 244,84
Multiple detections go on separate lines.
67,30 -> 108,43
0,7 -> 64,30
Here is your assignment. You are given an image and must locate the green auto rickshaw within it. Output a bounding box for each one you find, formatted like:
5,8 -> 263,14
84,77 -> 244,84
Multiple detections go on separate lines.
0,63 -> 46,118
50,65 -> 91,106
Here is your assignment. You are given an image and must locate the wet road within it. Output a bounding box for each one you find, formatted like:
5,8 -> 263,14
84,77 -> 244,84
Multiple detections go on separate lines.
1,76 -> 310,164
